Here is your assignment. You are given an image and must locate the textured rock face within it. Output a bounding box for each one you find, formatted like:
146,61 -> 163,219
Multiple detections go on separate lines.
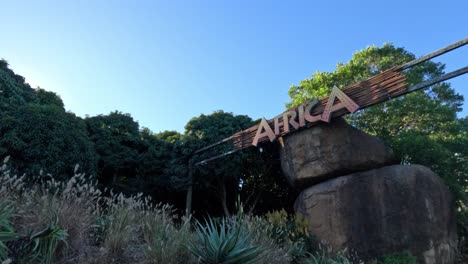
294,165 -> 458,264
279,118 -> 396,188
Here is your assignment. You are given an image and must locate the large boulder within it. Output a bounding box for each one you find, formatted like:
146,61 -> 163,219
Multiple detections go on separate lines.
279,118 -> 396,188
294,165 -> 457,264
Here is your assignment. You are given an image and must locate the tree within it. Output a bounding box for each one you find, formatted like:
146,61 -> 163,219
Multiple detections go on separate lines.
0,60 -> 96,179
138,128 -> 190,200
0,104 -> 97,179
184,111 -> 300,216
239,142 -> 298,215
35,88 -> 65,109
287,43 -> 467,239
85,111 -> 142,190
185,111 -> 255,216
0,59 -> 36,110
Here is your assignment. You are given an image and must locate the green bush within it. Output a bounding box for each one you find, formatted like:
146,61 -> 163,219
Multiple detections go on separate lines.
371,252 -> 416,264
264,209 -> 316,260
235,215 -> 291,264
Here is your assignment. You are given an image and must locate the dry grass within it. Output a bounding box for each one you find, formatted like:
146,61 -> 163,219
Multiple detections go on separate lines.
142,207 -> 194,264
0,157 -> 321,264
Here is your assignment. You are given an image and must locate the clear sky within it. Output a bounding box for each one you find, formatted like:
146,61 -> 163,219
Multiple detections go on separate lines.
2,0 -> 467,133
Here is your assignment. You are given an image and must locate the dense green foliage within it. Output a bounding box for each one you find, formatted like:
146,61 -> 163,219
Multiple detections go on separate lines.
0,60 -> 95,178
85,112 -> 143,188
0,60 -> 36,109
287,43 -> 467,240
186,111 -> 255,216
0,60 -> 96,179
371,252 -> 416,264
0,104 -> 97,179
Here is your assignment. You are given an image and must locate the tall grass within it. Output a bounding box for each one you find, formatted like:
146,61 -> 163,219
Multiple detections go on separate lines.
0,158 -> 197,263
0,157 -> 358,263
142,206 -> 193,264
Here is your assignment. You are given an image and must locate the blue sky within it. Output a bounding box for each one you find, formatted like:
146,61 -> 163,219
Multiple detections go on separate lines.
2,1 -> 467,133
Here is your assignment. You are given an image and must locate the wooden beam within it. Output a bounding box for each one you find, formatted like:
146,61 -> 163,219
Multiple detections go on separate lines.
193,135 -> 235,154
194,149 -> 240,166
407,66 -> 468,92
402,38 -> 467,70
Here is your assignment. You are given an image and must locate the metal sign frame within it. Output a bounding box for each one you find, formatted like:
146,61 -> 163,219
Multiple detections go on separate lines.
184,38 -> 467,216
192,38 -> 467,166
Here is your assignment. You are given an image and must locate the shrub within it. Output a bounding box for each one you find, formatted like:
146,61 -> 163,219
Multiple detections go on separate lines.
242,215 -> 292,264
371,252 -> 416,264
264,209 -> 316,260
264,209 -> 310,241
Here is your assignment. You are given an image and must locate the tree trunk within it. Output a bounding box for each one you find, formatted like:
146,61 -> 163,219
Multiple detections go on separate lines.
185,185 -> 193,217
248,191 -> 262,215
185,159 -> 193,217
220,181 -> 230,217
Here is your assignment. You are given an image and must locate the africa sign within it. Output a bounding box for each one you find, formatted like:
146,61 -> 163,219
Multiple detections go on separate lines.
252,86 -> 359,146
191,39 -> 466,169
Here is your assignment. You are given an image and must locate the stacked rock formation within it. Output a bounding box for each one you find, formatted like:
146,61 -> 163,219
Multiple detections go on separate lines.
279,118 -> 457,264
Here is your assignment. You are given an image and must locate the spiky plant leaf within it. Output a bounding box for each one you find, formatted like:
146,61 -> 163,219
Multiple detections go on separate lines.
188,217 -> 262,264
0,201 -> 15,260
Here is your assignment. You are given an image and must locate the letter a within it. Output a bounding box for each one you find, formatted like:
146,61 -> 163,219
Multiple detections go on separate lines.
321,86 -> 359,122
252,118 -> 276,146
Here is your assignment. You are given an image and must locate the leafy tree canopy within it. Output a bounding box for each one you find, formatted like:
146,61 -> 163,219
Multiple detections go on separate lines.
85,111 -> 142,188
0,59 -> 37,109
185,110 -> 254,145
0,104 -> 96,179
0,59 -> 96,179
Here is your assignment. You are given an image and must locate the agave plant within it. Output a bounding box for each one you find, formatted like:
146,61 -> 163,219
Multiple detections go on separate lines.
188,217 -> 262,264
0,205 -> 67,264
0,201 -> 20,261
33,220 -> 68,264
